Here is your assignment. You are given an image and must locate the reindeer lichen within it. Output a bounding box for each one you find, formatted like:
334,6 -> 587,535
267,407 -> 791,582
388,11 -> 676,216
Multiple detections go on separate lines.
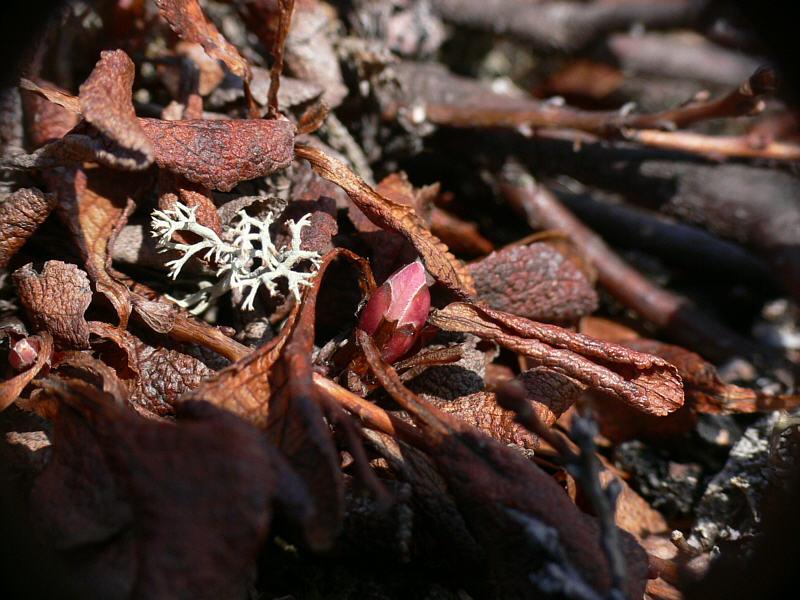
151,202 -> 321,314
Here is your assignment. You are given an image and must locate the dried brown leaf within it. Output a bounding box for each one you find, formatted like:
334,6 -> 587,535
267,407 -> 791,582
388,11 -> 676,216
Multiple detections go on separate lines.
357,329 -> 648,599
156,0 -> 251,81
469,242 -> 598,323
158,171 -> 222,239
31,377 -> 288,599
21,78 -> 81,147
296,144 -> 475,296
13,261 -> 92,349
139,118 -> 294,191
427,391 -> 541,450
79,50 -> 154,170
0,187 -> 57,269
50,167 -> 138,328
429,302 -> 684,416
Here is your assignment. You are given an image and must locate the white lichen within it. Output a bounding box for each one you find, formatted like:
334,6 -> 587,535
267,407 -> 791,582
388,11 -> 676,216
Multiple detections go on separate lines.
151,202 -> 321,314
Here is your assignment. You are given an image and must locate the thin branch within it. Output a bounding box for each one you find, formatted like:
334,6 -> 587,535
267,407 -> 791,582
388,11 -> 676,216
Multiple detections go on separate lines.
267,0 -> 295,118
498,161 -> 765,362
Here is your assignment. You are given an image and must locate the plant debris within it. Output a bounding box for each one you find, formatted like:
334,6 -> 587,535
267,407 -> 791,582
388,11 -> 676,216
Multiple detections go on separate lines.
2,1 -> 800,599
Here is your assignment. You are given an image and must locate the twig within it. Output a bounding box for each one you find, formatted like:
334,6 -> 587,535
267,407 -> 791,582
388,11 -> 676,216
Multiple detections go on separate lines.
267,0 -> 295,118
498,161 -> 763,362
621,128 -> 800,161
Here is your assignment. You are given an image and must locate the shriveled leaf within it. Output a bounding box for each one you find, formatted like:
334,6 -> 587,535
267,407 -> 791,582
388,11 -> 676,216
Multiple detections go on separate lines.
21,78 -> 81,147
516,366 -> 584,426
296,144 -> 475,297
156,0 -> 251,81
158,171 -> 222,240
50,167 -> 138,328
430,302 -> 684,416
0,187 -> 57,269
622,338 -> 800,414
0,332 -> 53,412
426,391 -> 541,450
469,242 -> 598,323
13,261 -> 92,349
190,250 -> 375,549
89,321 -> 214,416
79,50 -> 154,170
31,377 -> 288,599
139,118 -> 294,191
357,330 -> 648,599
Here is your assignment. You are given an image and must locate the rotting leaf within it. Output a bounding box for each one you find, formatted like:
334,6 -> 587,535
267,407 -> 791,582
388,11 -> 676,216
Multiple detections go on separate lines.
13,261 -> 92,349
0,187 -> 57,269
138,118 -> 295,192
30,377 -> 294,599
49,166 -> 140,328
429,302 -> 684,416
296,144 -> 475,297
156,0 -> 252,81
79,50 -> 154,171
1,332 -> 53,412
357,329 -> 649,599
469,242 -> 598,323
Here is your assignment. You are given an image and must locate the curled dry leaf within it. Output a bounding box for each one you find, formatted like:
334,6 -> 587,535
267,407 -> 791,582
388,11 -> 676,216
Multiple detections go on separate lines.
138,118 -> 295,192
469,242 -> 598,323
13,261 -> 92,349
157,171 -> 222,240
356,329 -> 648,599
156,0 -> 251,81
189,250 -> 374,549
0,187 -> 57,269
429,302 -> 684,416
89,321 -> 212,417
49,167 -> 138,328
20,78 -> 81,147
30,377 -> 291,599
1,332 -> 53,412
79,50 -> 154,171
426,391 -> 542,451
296,144 -> 476,297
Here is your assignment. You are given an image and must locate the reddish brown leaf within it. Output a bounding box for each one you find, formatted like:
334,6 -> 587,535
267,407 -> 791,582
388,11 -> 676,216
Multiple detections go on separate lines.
357,329 -> 648,599
426,391 -> 542,451
469,242 -> 598,323
0,187 -> 57,269
296,144 -> 475,297
139,118 -> 295,192
156,0 -> 252,81
50,167 -> 138,328
429,302 -> 684,416
0,332 -> 53,412
79,50 -> 154,170
157,171 -> 222,240
516,366 -> 584,426
21,78 -> 81,147
30,377 -> 289,599
13,261 -> 92,349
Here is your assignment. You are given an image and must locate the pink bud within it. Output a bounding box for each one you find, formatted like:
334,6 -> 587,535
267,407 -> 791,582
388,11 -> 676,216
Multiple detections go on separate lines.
358,261 -> 431,363
9,336 -> 41,371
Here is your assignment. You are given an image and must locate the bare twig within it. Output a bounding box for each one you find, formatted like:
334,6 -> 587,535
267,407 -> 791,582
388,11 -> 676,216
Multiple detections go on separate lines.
267,0 -> 296,118
498,161 -> 764,362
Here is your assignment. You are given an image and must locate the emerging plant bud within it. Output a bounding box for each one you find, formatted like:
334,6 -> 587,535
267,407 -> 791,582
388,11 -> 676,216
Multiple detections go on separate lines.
358,260 -> 431,363
9,336 -> 41,371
